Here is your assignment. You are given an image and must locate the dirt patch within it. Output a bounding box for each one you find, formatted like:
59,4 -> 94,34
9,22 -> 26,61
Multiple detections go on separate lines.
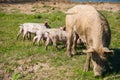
92,3 -> 120,12
0,53 -> 74,80
0,2 -> 120,14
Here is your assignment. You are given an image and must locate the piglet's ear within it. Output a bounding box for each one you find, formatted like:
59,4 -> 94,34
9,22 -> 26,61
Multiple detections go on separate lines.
103,47 -> 114,55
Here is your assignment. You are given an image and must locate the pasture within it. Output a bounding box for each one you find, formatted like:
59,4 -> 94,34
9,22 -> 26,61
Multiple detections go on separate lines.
0,10 -> 120,79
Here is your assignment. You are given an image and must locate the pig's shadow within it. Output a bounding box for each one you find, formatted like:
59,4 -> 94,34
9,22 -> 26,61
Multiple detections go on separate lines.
108,48 -> 120,73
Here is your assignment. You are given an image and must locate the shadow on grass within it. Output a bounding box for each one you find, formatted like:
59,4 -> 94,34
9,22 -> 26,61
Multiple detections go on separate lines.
108,48 -> 120,73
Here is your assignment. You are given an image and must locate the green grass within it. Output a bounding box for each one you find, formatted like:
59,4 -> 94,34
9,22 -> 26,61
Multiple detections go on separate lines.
0,11 -> 120,80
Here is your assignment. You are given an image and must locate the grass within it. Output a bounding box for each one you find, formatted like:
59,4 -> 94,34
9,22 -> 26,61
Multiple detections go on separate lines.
0,10 -> 120,80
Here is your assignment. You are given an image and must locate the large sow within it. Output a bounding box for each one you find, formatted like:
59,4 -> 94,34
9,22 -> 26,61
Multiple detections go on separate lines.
65,5 -> 113,77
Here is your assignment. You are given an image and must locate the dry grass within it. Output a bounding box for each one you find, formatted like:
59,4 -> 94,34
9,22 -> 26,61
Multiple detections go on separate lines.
0,2 -> 120,14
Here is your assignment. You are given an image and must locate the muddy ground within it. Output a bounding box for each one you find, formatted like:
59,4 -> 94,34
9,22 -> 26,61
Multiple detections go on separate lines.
0,2 -> 120,14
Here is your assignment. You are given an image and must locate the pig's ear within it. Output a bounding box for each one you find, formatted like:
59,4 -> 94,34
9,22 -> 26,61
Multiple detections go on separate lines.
83,48 -> 94,53
103,47 -> 114,55
44,21 -> 48,26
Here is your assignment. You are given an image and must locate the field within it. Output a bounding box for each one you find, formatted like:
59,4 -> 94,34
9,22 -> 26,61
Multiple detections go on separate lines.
0,2 -> 120,80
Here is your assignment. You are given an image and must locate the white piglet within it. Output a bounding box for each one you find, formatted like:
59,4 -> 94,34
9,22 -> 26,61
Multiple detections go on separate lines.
17,22 -> 50,40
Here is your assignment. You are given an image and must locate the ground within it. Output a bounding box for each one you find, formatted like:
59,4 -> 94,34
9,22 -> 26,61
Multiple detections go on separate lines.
0,2 -> 120,14
0,1 -> 120,80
